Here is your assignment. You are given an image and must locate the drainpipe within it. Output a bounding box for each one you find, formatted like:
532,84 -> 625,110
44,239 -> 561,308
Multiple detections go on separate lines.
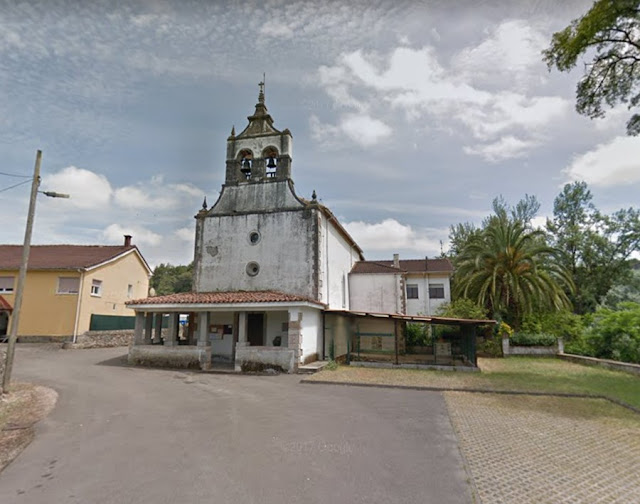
72,269 -> 85,343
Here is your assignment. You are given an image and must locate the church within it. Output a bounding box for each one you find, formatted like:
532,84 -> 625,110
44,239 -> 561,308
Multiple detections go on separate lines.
126,85 -> 472,373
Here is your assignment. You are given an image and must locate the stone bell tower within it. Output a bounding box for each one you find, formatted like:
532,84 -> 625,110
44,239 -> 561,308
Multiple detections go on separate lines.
224,80 -> 293,185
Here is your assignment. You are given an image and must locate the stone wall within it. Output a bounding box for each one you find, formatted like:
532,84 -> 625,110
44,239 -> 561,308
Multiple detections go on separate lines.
128,346 -> 211,370
558,353 -> 640,376
64,329 -> 171,349
235,345 -> 296,373
502,337 -> 563,356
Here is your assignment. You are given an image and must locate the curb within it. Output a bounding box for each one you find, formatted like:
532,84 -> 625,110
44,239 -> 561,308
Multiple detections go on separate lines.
300,379 -> 640,415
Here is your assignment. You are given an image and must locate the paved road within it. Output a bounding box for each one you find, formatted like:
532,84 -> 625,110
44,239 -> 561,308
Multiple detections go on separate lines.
0,345 -> 472,504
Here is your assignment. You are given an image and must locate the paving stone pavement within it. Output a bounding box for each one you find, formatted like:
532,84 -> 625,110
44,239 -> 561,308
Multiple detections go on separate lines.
444,392 -> 640,504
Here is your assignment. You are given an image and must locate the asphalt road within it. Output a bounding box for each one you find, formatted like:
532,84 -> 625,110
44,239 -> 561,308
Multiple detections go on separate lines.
0,345 -> 473,504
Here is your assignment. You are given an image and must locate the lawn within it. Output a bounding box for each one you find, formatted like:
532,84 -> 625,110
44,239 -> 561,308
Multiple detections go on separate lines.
306,357 -> 640,410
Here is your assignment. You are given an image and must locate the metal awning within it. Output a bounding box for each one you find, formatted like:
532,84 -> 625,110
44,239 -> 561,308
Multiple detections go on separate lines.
324,309 -> 496,326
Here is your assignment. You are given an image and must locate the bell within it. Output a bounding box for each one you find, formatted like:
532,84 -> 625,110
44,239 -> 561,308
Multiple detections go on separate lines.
266,156 -> 277,168
241,158 -> 252,178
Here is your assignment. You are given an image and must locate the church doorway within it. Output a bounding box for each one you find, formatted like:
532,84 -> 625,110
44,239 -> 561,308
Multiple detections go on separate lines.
247,313 -> 264,346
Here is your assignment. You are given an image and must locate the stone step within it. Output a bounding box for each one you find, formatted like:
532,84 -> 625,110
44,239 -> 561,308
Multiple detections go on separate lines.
298,360 -> 329,374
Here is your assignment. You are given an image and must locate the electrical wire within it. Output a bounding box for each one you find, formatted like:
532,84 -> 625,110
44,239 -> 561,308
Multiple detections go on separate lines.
0,171 -> 32,178
0,179 -> 32,194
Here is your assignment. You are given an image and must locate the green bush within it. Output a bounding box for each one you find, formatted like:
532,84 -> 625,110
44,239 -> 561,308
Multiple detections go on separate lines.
436,298 -> 489,320
477,335 -> 502,357
583,302 -> 640,364
405,323 -> 430,347
510,332 -> 557,347
521,310 -> 583,343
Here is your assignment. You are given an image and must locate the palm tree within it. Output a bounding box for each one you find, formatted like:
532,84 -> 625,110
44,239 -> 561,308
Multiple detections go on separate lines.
453,217 -> 574,328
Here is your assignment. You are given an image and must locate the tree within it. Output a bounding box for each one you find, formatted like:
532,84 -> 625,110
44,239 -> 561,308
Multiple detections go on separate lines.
150,263 -> 193,296
546,182 -> 640,313
454,217 -> 573,328
543,0 -> 640,135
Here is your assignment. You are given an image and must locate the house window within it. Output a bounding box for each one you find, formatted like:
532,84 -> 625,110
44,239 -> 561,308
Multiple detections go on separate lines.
58,277 -> 80,294
406,284 -> 419,299
429,283 -> 445,299
127,284 -> 133,298
0,276 -> 14,293
90,280 -> 102,297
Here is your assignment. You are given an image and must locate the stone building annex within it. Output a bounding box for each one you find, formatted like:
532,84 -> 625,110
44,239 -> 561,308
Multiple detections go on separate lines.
126,85 -> 486,373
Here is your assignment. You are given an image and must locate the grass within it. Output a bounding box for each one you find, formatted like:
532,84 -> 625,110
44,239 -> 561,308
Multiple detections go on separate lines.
306,357 -> 640,410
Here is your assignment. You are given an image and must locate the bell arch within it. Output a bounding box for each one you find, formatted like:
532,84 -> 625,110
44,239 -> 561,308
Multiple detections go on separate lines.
262,146 -> 279,178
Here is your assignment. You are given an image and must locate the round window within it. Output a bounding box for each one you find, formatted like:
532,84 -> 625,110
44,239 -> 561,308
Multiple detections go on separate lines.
249,231 -> 261,245
246,262 -> 260,277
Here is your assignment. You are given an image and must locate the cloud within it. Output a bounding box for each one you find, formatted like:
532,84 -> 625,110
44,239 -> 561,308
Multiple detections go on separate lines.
344,218 -> 445,254
464,135 -> 538,163
564,136 -> 640,187
101,223 -> 162,247
259,23 -> 294,39
310,113 -> 392,148
41,166 -> 112,209
452,19 -> 548,89
314,20 -> 568,159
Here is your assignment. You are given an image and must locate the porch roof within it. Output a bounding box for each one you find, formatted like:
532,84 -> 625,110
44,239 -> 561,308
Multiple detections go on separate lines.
126,290 -> 326,311
325,309 -> 495,326
0,295 -> 12,312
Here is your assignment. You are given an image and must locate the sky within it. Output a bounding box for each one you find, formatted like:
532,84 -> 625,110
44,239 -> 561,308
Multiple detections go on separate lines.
1,0 -> 639,268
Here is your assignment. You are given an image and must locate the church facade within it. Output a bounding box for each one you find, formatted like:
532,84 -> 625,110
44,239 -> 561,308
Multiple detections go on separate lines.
127,86 -> 456,372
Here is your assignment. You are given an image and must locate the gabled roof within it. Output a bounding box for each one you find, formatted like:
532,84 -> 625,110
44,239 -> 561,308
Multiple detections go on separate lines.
351,258 -> 453,274
0,295 -> 12,312
126,290 -> 325,307
0,245 -> 152,274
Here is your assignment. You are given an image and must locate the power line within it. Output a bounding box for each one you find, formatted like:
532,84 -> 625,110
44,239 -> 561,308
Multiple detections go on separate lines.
0,179 -> 32,194
0,171 -> 32,178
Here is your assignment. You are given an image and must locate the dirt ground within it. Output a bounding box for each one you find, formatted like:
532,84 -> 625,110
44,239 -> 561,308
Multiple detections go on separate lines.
0,384 -> 58,472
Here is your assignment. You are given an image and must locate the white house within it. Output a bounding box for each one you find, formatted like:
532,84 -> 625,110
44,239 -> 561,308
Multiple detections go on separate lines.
127,85 -> 456,372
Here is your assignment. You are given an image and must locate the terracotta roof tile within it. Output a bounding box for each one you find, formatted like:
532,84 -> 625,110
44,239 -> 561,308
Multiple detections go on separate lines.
351,258 -> 453,274
0,245 -> 137,271
126,290 -> 325,307
0,295 -> 12,312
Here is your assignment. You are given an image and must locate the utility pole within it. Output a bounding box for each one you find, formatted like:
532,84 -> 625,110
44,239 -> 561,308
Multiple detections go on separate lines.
2,151 -> 41,393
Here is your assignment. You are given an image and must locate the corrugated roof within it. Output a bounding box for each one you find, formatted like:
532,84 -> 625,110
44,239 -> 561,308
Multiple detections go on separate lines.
351,258 -> 453,274
127,290 -> 325,307
0,245 -> 145,272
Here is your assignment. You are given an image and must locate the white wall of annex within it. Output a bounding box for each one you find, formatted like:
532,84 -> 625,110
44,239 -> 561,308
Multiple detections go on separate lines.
349,273 -> 401,313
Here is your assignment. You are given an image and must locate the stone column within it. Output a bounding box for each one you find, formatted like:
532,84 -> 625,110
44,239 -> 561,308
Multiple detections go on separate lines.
165,313 -> 179,347
133,312 -> 145,345
197,312 -> 209,347
288,309 -> 302,371
153,313 -> 163,344
237,312 -> 248,347
144,313 -> 153,345
502,337 -> 510,357
557,337 -> 564,355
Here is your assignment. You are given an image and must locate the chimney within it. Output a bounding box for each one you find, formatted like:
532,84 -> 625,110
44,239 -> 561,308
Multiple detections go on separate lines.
393,253 -> 399,269
124,235 -> 132,247
425,255 -> 429,270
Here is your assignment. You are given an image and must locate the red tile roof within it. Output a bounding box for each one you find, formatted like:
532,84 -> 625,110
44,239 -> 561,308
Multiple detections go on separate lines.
351,258 -> 453,274
0,245 -> 142,271
126,290 -> 325,307
0,295 -> 12,312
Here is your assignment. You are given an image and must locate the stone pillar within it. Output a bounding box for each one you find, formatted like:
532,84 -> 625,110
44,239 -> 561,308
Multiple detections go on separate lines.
153,313 -> 163,344
237,312 -> 248,347
165,313 -> 179,347
557,337 -> 564,354
133,312 -> 145,345
144,313 -> 153,345
288,309 -> 302,371
197,312 -> 209,348
502,337 -> 510,357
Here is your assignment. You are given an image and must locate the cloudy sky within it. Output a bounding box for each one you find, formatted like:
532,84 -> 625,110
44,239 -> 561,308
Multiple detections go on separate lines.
1,0 -> 639,268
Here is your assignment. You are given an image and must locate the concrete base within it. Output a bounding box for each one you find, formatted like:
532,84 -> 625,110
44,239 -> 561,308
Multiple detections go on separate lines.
350,361 -> 480,372
128,345 -> 212,370
235,345 -> 297,373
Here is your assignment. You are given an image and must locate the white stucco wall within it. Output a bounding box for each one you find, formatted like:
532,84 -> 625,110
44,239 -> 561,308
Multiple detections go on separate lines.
318,213 -> 360,310
349,273 -> 402,314
265,311 -> 289,347
208,312 -> 235,359
297,307 -> 322,362
196,210 -> 316,297
405,274 -> 451,316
